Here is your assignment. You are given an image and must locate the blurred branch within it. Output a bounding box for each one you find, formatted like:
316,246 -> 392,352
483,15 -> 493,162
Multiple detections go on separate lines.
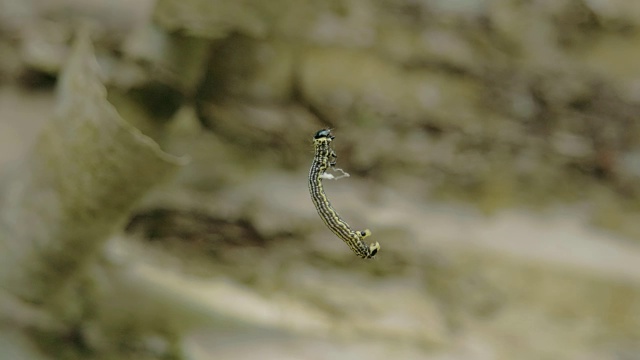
153,0 -> 267,39
0,29 -> 187,304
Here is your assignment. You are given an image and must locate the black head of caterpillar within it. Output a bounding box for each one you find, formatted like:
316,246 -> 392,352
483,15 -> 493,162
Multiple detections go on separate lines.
308,128 -> 380,259
314,128 -> 335,140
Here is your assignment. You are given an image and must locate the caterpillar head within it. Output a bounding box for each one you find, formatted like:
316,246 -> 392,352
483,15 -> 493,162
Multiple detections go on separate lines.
314,129 -> 335,140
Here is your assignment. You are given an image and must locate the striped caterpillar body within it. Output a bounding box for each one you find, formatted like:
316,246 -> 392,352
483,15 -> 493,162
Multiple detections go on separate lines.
308,129 -> 380,259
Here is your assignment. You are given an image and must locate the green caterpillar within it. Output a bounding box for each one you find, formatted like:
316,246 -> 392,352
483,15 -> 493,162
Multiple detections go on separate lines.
308,129 -> 380,259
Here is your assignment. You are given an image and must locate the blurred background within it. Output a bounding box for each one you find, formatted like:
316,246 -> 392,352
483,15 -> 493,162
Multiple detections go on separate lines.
1,0 -> 640,359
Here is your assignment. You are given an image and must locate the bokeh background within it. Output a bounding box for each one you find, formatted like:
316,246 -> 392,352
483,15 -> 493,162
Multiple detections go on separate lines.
1,0 -> 640,359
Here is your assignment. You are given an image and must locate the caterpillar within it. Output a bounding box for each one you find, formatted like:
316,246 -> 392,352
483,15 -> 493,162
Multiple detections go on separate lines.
308,129 -> 380,259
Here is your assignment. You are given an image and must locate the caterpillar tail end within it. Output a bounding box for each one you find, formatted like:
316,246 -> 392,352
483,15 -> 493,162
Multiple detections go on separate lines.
367,241 -> 380,258
358,229 -> 379,259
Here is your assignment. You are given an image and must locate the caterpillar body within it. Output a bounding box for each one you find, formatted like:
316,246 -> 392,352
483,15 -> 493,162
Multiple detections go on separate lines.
308,129 -> 380,259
